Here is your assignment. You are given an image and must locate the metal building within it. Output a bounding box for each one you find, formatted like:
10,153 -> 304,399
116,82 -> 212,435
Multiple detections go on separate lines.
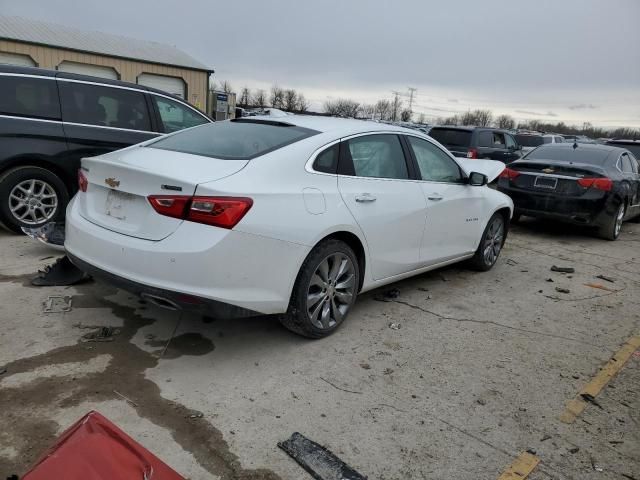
0,15 -> 213,113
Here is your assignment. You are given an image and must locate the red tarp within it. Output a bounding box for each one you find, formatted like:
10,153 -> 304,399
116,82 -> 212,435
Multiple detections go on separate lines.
23,410 -> 185,480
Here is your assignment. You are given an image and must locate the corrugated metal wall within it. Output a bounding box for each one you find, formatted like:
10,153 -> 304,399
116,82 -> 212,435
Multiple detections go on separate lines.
0,39 -> 208,112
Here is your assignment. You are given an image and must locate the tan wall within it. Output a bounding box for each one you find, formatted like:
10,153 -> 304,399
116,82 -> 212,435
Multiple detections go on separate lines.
0,39 -> 209,112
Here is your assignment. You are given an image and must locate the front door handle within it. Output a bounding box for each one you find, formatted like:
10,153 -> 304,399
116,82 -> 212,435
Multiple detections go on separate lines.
355,193 -> 376,203
427,194 -> 443,201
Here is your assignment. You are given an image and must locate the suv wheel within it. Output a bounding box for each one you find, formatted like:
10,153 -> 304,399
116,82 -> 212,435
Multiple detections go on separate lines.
0,167 -> 69,234
280,239 -> 360,338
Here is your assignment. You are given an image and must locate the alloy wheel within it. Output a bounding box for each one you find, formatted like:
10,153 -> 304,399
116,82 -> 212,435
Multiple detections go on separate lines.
306,253 -> 356,330
8,179 -> 58,225
614,205 -> 625,237
483,216 -> 504,266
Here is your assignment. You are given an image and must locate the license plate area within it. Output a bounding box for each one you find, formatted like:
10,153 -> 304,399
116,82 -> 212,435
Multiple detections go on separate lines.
534,176 -> 558,190
105,189 -> 134,220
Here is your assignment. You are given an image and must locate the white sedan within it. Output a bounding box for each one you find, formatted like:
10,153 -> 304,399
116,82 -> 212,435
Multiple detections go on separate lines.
65,116 -> 513,338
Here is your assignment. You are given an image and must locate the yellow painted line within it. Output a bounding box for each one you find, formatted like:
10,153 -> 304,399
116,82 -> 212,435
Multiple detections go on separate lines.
560,334 -> 640,423
497,452 -> 540,480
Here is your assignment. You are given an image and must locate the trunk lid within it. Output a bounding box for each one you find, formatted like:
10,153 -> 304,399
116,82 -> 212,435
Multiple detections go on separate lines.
78,147 -> 248,240
508,160 -> 607,196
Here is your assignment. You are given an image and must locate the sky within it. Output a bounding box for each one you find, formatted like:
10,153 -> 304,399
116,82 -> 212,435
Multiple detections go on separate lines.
2,0 -> 639,128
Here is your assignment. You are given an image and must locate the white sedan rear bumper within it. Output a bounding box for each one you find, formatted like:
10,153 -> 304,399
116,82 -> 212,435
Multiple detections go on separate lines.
65,197 -> 310,315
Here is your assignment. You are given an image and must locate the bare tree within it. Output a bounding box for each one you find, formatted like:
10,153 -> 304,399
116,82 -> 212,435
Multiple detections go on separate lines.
443,115 -> 459,125
253,89 -> 267,108
375,100 -> 392,120
358,104 -> 376,119
400,109 -> 412,122
459,111 -> 475,126
270,85 -> 284,109
495,114 -> 515,130
220,80 -> 233,94
284,89 -> 298,111
324,99 -> 360,118
417,113 -> 427,124
472,109 -> 493,127
391,95 -> 403,121
239,87 -> 251,107
296,93 -> 310,112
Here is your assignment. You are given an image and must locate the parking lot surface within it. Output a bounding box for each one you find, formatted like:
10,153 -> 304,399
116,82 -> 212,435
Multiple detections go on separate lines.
1,220 -> 638,480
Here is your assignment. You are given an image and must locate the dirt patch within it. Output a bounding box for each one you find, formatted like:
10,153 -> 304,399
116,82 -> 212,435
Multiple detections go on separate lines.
0,281 -> 279,480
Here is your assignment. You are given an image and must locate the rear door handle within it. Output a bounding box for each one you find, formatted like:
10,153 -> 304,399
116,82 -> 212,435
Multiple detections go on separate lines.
355,193 -> 376,203
427,194 -> 443,201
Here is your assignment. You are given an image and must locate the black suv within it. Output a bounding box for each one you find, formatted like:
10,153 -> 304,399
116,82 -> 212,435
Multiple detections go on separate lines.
0,65 -> 212,233
428,126 -> 522,163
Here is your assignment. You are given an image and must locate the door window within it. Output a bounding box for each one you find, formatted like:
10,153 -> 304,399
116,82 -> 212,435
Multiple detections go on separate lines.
60,82 -> 151,131
407,136 -> 463,183
505,134 -> 518,150
153,96 -> 208,133
345,135 -> 409,179
491,132 -> 506,148
0,76 -> 60,119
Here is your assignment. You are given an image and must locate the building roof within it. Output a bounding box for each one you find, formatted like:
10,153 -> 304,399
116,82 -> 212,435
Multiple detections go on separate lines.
0,15 -> 210,72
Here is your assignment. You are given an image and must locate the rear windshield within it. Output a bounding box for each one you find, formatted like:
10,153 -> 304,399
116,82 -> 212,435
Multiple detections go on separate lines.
524,146 -> 610,165
516,135 -> 544,147
429,128 -> 472,147
148,120 -> 319,160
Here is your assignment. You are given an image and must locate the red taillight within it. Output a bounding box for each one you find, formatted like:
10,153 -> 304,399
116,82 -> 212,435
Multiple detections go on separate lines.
467,148 -> 478,159
577,177 -> 613,192
78,169 -> 88,192
499,167 -> 520,180
148,195 -> 191,219
148,195 -> 253,229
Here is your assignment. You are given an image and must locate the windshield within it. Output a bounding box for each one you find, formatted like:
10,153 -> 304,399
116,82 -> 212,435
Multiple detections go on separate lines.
516,135 -> 544,147
524,146 -> 610,165
429,128 -> 472,148
148,120 -> 318,160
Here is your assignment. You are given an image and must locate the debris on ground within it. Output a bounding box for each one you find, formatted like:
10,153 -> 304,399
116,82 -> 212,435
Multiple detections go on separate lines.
22,221 -> 66,251
278,432 -> 367,480
32,256 -> 90,287
43,295 -> 73,313
506,258 -> 518,266
568,447 -> 580,454
374,288 -> 400,302
81,326 -> 120,342
596,274 -> 615,283
551,265 -> 575,273
113,390 -> 138,407
584,283 -> 616,292
476,399 -> 487,406
188,411 -> 204,419
0,366 -> 7,375
540,435 -> 552,442
21,410 -> 185,479
555,287 -> 571,294
359,363 -> 371,370
546,278 -> 554,282
388,322 -> 401,330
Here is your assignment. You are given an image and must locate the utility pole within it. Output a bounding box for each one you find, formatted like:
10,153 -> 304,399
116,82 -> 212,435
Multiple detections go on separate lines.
391,91 -> 401,121
407,87 -> 417,112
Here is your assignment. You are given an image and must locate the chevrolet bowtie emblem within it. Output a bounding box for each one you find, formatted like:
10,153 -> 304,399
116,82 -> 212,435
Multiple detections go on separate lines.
105,177 -> 120,188
542,168 -> 554,174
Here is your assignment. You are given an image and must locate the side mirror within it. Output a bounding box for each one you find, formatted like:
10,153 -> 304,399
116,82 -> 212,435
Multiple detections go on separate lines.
468,172 -> 488,186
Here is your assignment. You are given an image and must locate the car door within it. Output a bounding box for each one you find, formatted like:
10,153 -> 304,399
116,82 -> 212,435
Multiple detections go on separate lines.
619,152 -> 640,216
405,135 -> 485,264
337,133 -> 427,280
58,80 -> 160,167
504,133 -> 521,162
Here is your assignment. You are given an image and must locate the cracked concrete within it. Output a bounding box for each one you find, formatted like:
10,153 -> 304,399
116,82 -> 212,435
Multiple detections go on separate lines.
0,217 -> 639,479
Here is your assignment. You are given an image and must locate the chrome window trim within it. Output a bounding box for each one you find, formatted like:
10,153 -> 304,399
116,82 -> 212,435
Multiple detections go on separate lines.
0,113 -> 162,135
0,72 -> 211,123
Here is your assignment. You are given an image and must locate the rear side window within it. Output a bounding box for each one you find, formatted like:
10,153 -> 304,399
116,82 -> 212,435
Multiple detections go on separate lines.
59,82 -> 151,131
620,153 -> 635,173
153,96 -> 209,133
525,146 -> 609,165
149,120 -> 319,160
429,128 -> 471,147
344,134 -> 408,179
0,76 -> 60,119
313,144 -> 339,174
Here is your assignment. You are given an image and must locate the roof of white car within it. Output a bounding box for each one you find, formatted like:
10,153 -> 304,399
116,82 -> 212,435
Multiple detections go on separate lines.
246,115 -> 419,136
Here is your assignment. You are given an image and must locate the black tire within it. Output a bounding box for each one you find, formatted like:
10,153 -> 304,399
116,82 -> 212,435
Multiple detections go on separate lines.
511,211 -> 522,224
280,239 -> 360,338
469,213 -> 506,271
0,166 -> 70,234
598,203 -> 625,241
